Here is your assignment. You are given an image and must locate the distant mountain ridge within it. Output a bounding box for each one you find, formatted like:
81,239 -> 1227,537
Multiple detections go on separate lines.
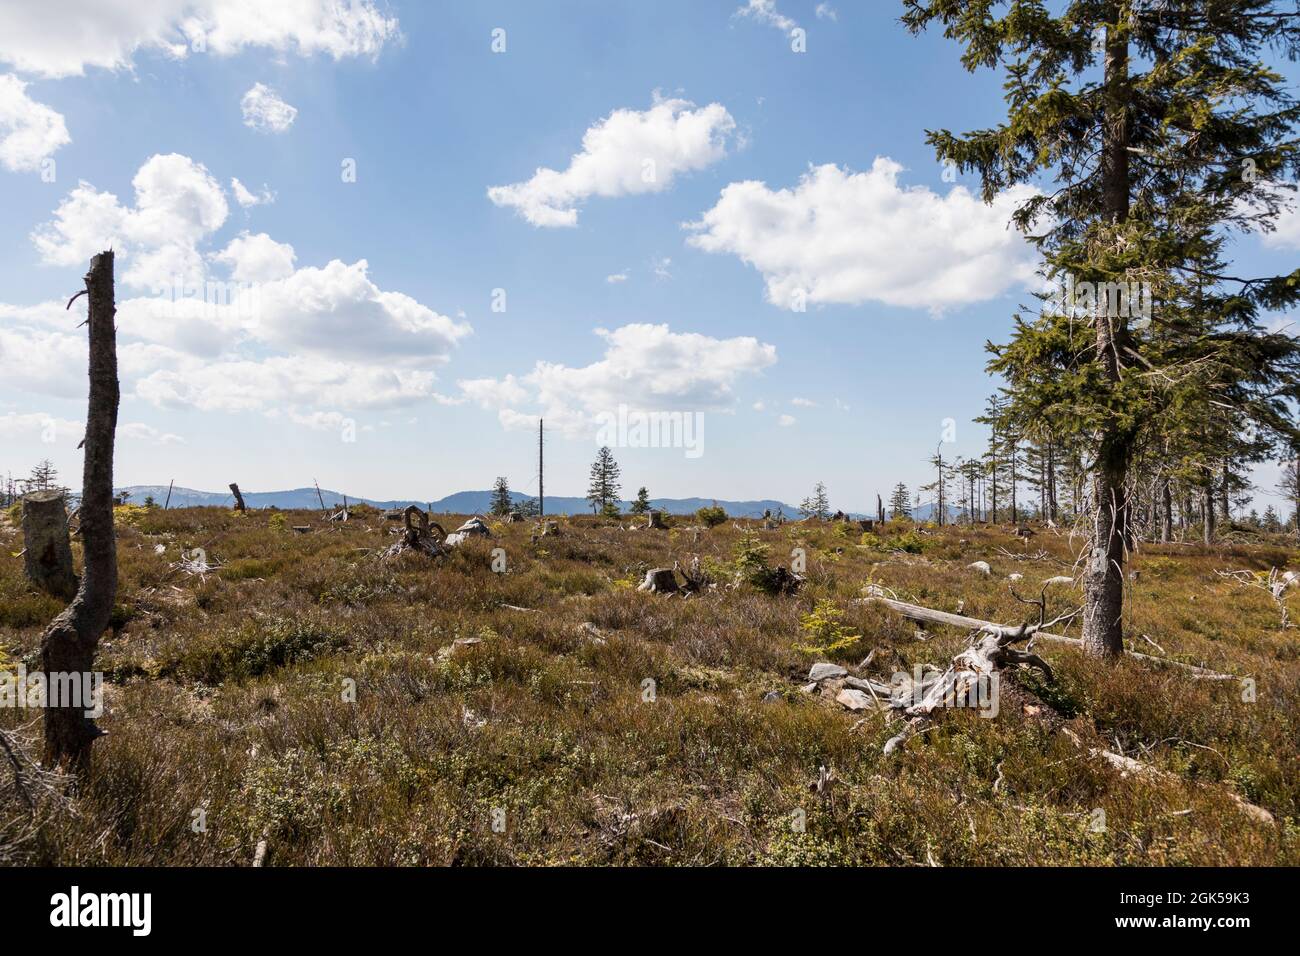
115,485 -> 804,519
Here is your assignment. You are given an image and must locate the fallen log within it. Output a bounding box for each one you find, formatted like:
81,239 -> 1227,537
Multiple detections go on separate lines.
862,594 -> 1237,681
1061,728 -> 1273,826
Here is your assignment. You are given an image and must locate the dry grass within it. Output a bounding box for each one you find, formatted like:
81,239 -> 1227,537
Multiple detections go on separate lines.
1,506 -> 1297,865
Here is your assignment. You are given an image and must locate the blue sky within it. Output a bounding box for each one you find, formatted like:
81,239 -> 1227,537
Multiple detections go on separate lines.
0,1 -> 1296,513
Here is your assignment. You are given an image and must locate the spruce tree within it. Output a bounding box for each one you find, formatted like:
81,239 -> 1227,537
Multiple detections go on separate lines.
587,446 -> 622,514
630,487 -> 651,515
888,482 -> 912,520
905,0 -> 1300,657
490,476 -> 512,517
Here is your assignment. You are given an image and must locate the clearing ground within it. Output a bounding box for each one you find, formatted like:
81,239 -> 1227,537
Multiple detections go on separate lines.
1,505 -> 1297,865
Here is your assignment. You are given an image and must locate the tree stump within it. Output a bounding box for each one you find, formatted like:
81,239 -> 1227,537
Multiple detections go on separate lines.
22,491 -> 77,600
646,510 -> 666,529
638,568 -> 679,593
229,483 -> 246,512
380,505 -> 447,559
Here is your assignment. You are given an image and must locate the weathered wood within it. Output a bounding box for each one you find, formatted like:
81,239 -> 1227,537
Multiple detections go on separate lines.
1061,728 -> 1273,826
21,490 -> 77,600
646,510 -> 667,529
229,483 -> 246,513
638,568 -> 678,593
40,251 -> 119,770
863,595 -> 1236,680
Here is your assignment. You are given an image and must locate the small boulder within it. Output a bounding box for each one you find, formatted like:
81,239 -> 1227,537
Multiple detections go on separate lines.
808,662 -> 848,682
761,690 -> 783,704
835,689 -> 874,711
1007,572 -> 1024,582
968,560 -> 992,575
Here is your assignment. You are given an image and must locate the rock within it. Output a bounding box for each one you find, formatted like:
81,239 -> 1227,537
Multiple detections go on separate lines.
446,516 -> 492,547
638,568 -> 679,593
761,690 -> 783,704
808,662 -> 848,682
835,689 -> 874,711
842,676 -> 880,693
1007,572 -> 1024,582
799,682 -> 818,695
968,560 -> 992,575
1042,575 -> 1075,587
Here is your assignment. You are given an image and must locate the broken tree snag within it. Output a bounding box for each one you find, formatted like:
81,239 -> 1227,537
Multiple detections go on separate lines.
380,505 -> 446,559
40,251 -> 119,771
638,568 -> 679,593
862,594 -> 1237,681
229,483 -> 246,513
21,490 -> 77,600
646,510 -> 666,530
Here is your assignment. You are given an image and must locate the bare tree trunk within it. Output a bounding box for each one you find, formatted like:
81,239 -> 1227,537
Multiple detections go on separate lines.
22,490 -> 77,600
1081,16 -> 1131,660
229,482 -> 246,512
1161,480 -> 1172,543
40,251 -> 119,770
1203,482 -> 1216,546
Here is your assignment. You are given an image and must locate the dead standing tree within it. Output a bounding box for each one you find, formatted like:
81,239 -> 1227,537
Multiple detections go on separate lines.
40,251 -> 119,770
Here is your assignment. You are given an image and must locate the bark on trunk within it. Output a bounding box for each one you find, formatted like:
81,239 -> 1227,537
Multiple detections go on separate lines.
1161,480 -> 1172,543
1081,15 -> 1131,660
40,251 -> 119,770
1203,482 -> 1216,546
22,490 -> 77,600
229,482 -> 246,513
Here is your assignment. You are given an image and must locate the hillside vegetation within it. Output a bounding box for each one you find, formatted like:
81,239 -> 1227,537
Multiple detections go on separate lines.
1,506 -> 1297,865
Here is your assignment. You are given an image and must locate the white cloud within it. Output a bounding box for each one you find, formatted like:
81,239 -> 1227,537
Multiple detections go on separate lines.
1263,199 -> 1300,250
120,422 -> 185,444
459,323 -> 776,437
790,397 -> 816,407
686,159 -> 1041,312
652,256 -> 673,280
136,355 -> 452,414
752,400 -> 766,411
737,1 -> 798,35
488,94 -> 736,227
230,177 -> 274,208
241,83 -> 297,133
13,152 -> 472,428
606,272 -> 628,284
33,152 -> 229,289
0,0 -> 401,78
815,4 -> 838,22
777,414 -> 796,427
0,411 -> 81,440
212,231 -> 296,281
0,74 -> 69,172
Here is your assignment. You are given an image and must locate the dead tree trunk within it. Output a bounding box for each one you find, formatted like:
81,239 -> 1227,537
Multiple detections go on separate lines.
40,251 -> 119,770
1161,480 -> 1172,543
229,483 -> 246,513
646,510 -> 666,529
22,490 -> 77,600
